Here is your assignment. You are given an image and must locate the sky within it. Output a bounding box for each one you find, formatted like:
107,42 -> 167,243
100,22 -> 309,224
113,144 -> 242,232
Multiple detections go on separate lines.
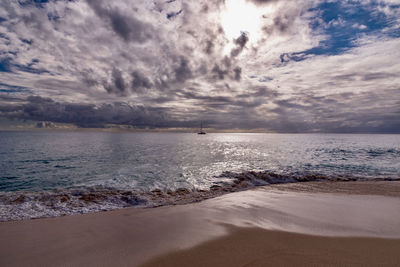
0,0 -> 399,132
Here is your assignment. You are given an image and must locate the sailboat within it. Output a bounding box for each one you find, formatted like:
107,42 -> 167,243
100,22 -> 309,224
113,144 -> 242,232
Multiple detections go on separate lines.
198,121 -> 206,135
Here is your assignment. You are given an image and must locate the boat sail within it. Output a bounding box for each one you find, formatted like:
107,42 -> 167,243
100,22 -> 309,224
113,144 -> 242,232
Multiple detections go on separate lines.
198,121 -> 206,135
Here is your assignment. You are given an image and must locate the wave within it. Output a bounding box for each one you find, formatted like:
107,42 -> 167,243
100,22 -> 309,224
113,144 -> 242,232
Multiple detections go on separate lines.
1,171 -> 399,221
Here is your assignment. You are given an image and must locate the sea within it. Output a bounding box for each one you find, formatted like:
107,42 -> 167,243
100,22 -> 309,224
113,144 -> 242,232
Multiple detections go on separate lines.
1,131 -> 399,221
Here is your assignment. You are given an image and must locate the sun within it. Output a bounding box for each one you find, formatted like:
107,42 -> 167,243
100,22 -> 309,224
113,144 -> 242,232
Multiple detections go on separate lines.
220,0 -> 266,44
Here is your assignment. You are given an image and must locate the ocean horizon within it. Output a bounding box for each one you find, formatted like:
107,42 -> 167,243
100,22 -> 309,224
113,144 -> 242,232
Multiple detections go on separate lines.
1,131 -> 399,221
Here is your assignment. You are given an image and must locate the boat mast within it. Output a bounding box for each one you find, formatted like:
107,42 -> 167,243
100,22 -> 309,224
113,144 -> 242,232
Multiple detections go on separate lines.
198,121 -> 206,134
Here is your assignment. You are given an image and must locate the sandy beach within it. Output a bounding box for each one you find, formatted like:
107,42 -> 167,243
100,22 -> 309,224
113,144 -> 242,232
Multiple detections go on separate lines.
1,181 -> 400,266
2,0 -> 400,265
143,227 -> 400,267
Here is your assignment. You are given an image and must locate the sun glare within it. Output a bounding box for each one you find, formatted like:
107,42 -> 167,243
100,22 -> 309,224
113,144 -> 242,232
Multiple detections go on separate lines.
220,0 -> 265,44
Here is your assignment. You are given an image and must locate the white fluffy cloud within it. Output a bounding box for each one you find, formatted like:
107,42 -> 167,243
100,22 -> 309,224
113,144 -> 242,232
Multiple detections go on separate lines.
0,0 -> 399,132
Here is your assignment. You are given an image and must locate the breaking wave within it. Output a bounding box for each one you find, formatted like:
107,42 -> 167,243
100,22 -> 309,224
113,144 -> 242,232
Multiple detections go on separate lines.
1,171 -> 399,221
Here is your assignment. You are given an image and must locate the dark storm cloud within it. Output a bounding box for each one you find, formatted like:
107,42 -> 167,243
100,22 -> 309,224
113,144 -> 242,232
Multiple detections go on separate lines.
0,95 -> 170,128
273,15 -> 292,33
131,71 -> 152,92
104,68 -> 127,96
210,62 -> 243,82
86,0 -> 154,43
82,1 -> 220,96
362,72 -> 398,81
233,67 -> 241,81
178,90 -> 232,103
204,39 -> 214,54
246,0 -> 273,4
230,32 -> 249,57
262,13 -> 297,35
0,104 -> 21,113
246,0 -> 285,6
237,86 -> 280,98
263,89 -> 400,133
211,64 -> 228,80
178,85 -> 278,111
208,33 -> 248,82
101,68 -> 155,96
0,94 -> 26,102
0,0 -> 399,133
173,56 -> 193,83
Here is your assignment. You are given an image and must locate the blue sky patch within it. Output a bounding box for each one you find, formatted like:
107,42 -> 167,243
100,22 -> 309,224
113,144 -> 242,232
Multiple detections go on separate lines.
0,82 -> 31,93
281,1 -> 400,62
15,61 -> 49,74
18,0 -> 76,9
0,0 -> 399,132
0,57 -> 49,74
167,9 -> 182,20
18,0 -> 50,8
0,58 -> 12,72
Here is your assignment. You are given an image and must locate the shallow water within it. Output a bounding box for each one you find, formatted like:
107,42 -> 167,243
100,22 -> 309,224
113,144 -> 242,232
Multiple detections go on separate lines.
1,132 -> 399,192
0,132 -> 399,220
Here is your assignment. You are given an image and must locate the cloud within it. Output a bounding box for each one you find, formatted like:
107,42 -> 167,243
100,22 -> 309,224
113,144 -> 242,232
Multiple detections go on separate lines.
0,0 -> 399,132
0,95 -> 170,128
230,32 -> 249,57
246,0 -> 282,6
86,0 -> 154,43
104,68 -> 127,96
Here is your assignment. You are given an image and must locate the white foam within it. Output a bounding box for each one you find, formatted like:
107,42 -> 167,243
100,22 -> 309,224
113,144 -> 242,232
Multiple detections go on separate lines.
1,171 -> 399,221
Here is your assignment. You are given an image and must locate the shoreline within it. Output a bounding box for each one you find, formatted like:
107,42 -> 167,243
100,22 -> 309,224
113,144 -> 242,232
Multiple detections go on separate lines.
2,174 -> 399,222
1,181 -> 400,266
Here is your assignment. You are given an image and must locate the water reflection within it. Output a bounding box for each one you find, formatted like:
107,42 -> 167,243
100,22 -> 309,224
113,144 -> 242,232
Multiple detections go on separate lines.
0,132 -> 399,192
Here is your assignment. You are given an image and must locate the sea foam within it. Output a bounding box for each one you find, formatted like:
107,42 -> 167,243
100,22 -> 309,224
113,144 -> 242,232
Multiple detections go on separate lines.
1,171 -> 398,221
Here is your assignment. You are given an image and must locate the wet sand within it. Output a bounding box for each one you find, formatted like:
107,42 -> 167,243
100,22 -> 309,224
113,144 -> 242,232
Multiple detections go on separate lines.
142,226 -> 400,267
266,180 -> 400,197
1,181 -> 400,266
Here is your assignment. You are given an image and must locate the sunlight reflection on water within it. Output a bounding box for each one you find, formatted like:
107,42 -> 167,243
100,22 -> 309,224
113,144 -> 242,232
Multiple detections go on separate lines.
1,132 -> 399,192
